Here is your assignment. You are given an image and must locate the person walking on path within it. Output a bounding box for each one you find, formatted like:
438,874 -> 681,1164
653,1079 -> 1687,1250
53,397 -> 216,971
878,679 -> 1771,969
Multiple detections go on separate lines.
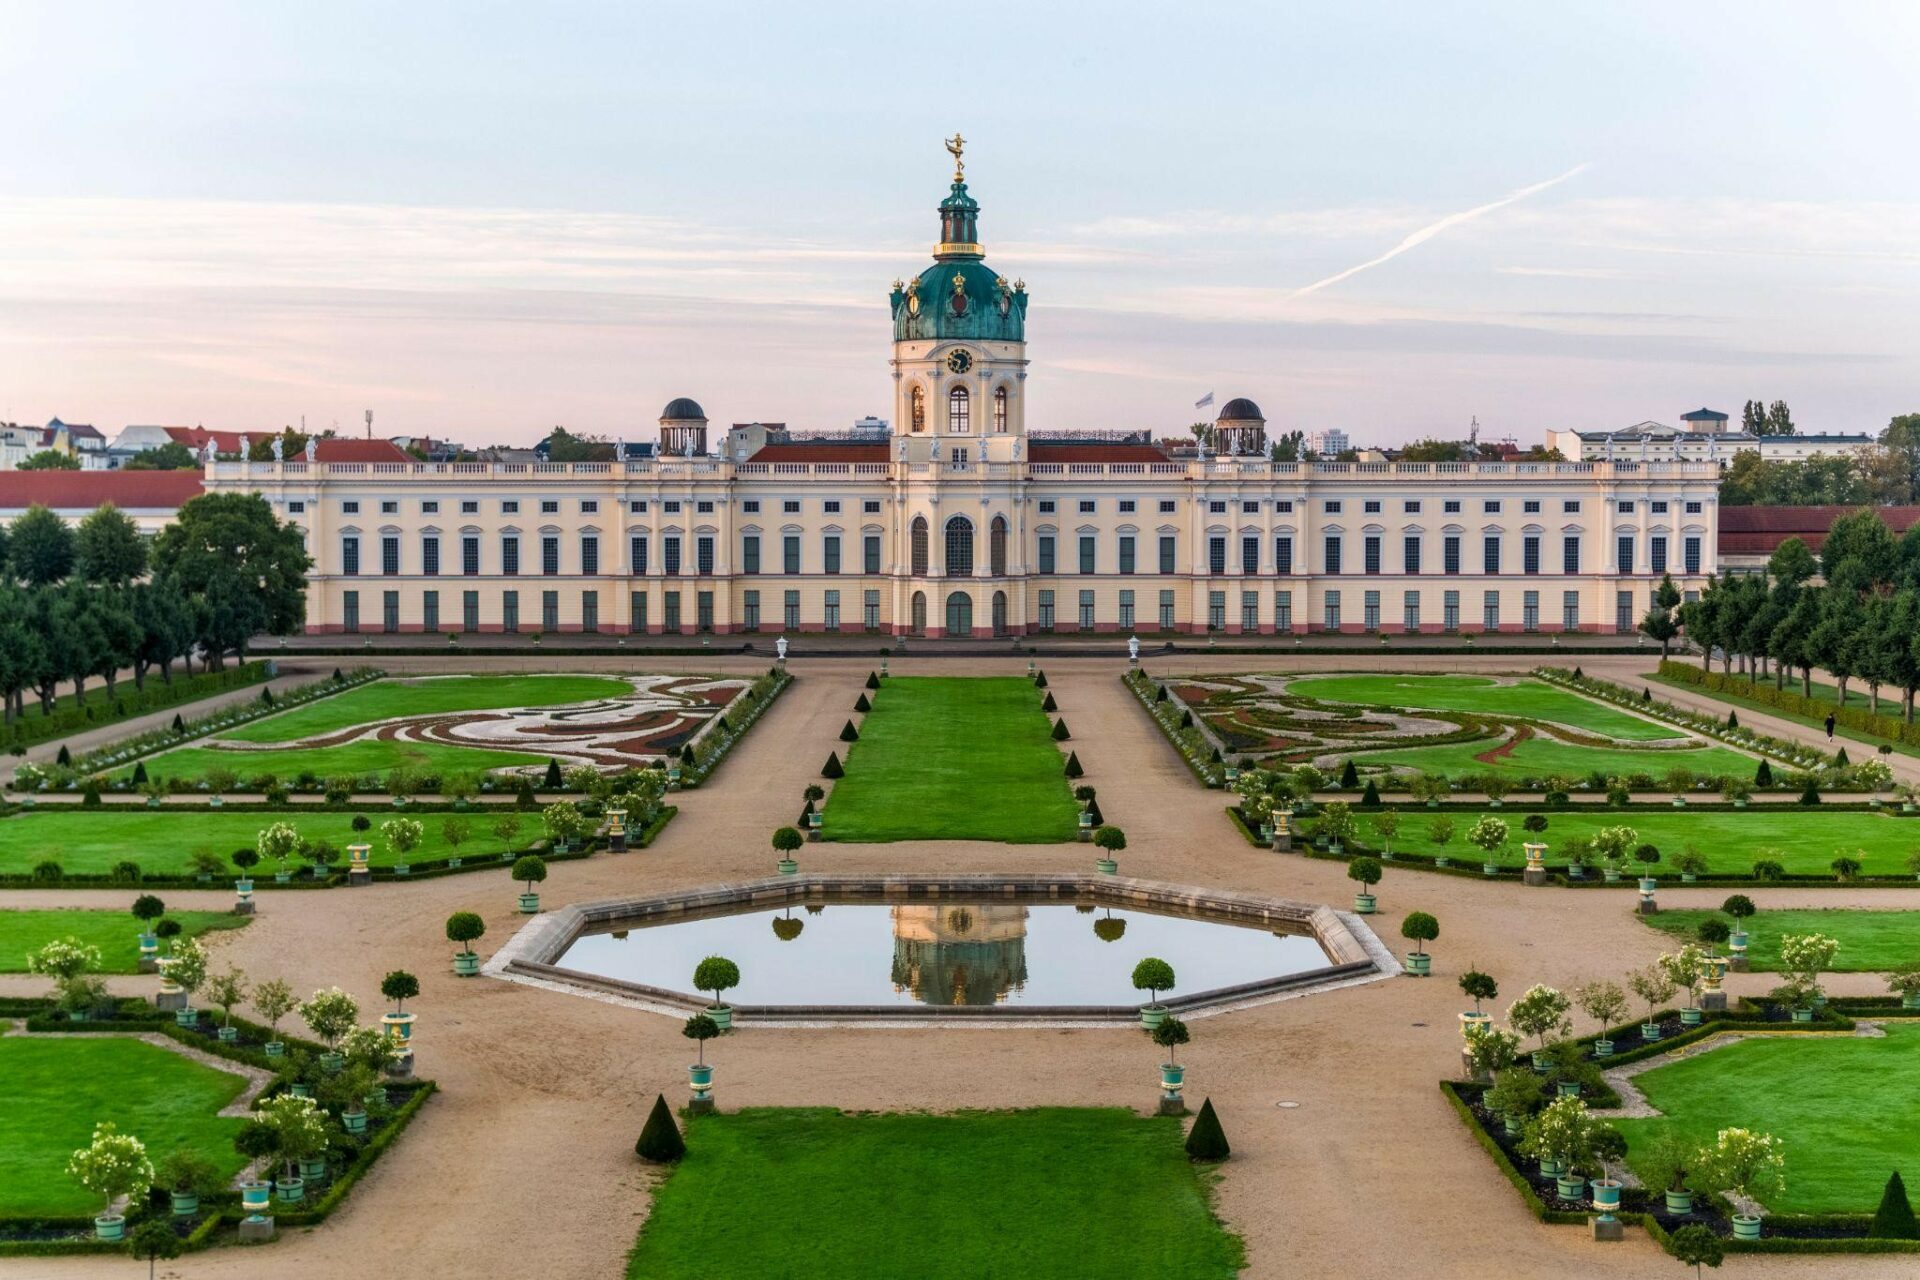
1825,713 -> 1836,741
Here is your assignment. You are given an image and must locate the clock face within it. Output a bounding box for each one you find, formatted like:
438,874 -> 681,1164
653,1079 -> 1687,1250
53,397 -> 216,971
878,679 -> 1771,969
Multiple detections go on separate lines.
946,349 -> 972,374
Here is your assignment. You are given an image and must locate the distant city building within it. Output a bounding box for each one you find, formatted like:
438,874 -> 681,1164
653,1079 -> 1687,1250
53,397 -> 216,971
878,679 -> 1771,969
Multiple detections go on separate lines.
1547,409 -> 1875,466
1309,428 -> 1350,456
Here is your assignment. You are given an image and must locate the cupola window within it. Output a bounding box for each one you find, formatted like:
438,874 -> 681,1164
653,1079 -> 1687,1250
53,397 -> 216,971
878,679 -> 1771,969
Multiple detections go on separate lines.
993,386 -> 1008,432
948,385 -> 970,434
911,386 -> 926,433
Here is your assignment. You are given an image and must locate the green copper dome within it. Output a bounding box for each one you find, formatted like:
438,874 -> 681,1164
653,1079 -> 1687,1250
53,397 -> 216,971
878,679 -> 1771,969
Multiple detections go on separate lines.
891,177 -> 1027,343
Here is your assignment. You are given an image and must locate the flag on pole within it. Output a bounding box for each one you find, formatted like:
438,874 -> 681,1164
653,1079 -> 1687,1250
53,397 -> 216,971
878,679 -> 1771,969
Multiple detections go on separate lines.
1194,391 -> 1214,410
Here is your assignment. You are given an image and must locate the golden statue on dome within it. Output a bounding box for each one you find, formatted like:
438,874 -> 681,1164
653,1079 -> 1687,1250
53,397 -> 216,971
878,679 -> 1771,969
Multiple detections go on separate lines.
944,132 -> 966,181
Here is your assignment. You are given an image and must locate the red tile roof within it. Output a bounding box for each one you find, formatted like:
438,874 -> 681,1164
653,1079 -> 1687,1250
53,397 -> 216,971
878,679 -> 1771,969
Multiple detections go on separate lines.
1717,505 -> 1920,555
1029,442 -> 1171,463
748,443 -> 888,463
314,438 -> 412,464
0,470 -> 203,512
163,426 -> 247,453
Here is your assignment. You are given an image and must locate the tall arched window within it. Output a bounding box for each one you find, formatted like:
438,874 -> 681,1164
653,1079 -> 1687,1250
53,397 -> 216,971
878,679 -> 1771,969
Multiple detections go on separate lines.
948,385 -> 970,433
910,516 -> 929,577
993,386 -> 1008,432
990,515 -> 1008,576
945,515 -> 974,576
910,591 -> 927,635
910,385 -> 926,432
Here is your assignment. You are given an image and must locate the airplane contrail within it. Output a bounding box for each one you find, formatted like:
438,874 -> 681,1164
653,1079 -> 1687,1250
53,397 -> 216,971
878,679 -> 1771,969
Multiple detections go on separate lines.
1290,162 -> 1593,298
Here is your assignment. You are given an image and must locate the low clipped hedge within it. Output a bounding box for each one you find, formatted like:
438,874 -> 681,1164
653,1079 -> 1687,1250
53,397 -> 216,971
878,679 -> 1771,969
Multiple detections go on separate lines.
0,662 -> 274,755
1656,659 -> 1920,749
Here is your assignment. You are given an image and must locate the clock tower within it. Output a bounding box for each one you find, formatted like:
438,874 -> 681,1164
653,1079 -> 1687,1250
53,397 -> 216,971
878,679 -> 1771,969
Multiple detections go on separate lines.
888,136 -> 1030,448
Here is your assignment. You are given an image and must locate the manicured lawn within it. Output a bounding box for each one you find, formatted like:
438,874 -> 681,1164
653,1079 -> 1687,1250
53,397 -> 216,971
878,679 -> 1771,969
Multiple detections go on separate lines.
1353,807 -> 1920,876
1288,674 -> 1679,741
1640,909 -> 1920,971
0,909 -> 247,973
221,674 -> 632,742
0,810 -> 540,877
823,677 -> 1079,842
1648,670 -> 1920,762
133,739 -> 550,783
1350,736 -> 1759,782
1616,1023 -> 1920,1213
624,1108 -> 1243,1280
0,1037 -> 251,1216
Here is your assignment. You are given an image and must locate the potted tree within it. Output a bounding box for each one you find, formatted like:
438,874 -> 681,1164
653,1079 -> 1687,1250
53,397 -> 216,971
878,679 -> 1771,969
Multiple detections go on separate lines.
380,969 -> 419,1067
447,911 -> 486,976
492,813 -> 524,861
1093,824 -> 1126,875
1389,906 -> 1438,976
1642,1132 -> 1706,1215
512,854 -> 548,912
1426,817 -> 1455,867
442,816 -> 472,869
684,1012 -> 721,1110
1458,969 -> 1498,1037
1150,1015 -> 1190,1112
65,1122 -> 153,1241
298,986 -> 360,1073
1518,1095 -> 1615,1204
259,822 -> 300,884
693,955 -> 741,1031
1483,1066 -> 1544,1137
1480,775 -> 1511,809
382,816 -> 423,877
1463,1023 -> 1521,1085
1466,814 -> 1508,877
253,978 -> 297,1057
1663,766 -> 1695,807
205,964 -> 249,1043
1659,945 -> 1708,1026
1889,963 -> 1920,1012
542,801 -> 585,855
1347,856 -> 1382,914
771,826 -> 803,875
29,938 -> 107,1022
1319,802 -> 1356,855
1592,825 -> 1636,883
131,894 -> 166,970
1722,894 -> 1757,967
160,936 -> 208,1027
1507,984 -> 1571,1070
1132,957 -> 1176,1029
1633,842 -> 1662,896
1627,964 -> 1678,1041
252,1093 -> 328,1204
1697,1127 -> 1785,1240
1777,932 -> 1839,1019
231,848 -> 260,910
155,1149 -> 221,1219
1572,979 -> 1628,1059
1374,809 -> 1401,860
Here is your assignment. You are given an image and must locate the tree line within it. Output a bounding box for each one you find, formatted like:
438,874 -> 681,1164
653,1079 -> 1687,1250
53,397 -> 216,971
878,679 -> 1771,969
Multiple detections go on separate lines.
0,493 -> 310,727
1720,412 -> 1920,506
1656,507 -> 1920,719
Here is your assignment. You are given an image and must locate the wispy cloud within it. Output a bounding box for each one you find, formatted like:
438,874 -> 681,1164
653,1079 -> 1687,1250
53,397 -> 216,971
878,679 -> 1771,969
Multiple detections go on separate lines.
1289,164 -> 1594,297
1496,265 -> 1625,279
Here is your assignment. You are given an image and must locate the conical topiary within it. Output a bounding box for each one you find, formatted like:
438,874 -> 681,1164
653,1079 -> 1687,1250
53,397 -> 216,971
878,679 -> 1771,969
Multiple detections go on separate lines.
1726,709 -> 1739,730
1034,671 -> 1048,689
1340,759 -> 1360,789
544,758 -> 563,788
1178,709 -> 1193,729
854,692 -> 871,713
822,752 -> 843,779
866,671 -> 881,690
635,1093 -> 686,1163
1360,779 -> 1380,807
515,776 -> 538,809
1085,798 -> 1104,826
1872,1171 -> 1918,1240
1836,746 -> 1850,766
840,720 -> 860,742
1185,1097 -> 1229,1161
1155,685 -> 1168,703
1051,718 -> 1070,741
679,744 -> 695,765
1800,780 -> 1821,805
1064,751 -> 1083,779
1755,759 -> 1773,786
1042,691 -> 1058,713
56,745 -> 70,766
171,713 -> 185,733
132,761 -> 149,785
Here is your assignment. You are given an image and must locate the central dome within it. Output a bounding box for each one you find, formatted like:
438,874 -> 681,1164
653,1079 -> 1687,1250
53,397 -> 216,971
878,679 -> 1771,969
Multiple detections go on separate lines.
891,175 -> 1027,343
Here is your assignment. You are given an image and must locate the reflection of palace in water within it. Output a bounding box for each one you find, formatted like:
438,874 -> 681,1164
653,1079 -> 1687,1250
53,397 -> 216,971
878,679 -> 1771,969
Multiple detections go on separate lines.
889,904 -> 1029,1006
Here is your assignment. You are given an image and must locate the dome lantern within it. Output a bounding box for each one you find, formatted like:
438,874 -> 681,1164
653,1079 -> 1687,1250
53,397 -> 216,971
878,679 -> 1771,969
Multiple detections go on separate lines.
658,397 -> 708,457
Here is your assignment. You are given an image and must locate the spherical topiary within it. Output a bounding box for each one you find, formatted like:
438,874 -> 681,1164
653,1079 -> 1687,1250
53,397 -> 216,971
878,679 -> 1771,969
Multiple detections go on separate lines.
512,855 -> 547,889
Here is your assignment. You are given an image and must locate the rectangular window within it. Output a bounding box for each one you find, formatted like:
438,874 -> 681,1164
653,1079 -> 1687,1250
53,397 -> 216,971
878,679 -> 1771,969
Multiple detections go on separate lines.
1563,500 -> 1581,514
461,501 -> 479,515
1685,501 -> 1703,515
784,535 -> 801,575
1118,535 -> 1136,575
383,590 -> 399,633
1241,535 -> 1260,575
542,590 -> 558,631
1078,500 -> 1096,515
1562,590 -> 1579,631
696,590 -> 713,633
1617,535 -> 1633,574
1038,501 -> 1056,515
582,590 -> 599,633
1119,589 -> 1135,629
1403,536 -> 1421,574
1118,500 -> 1137,515
1038,535 -> 1056,574
696,536 -> 714,576
629,501 -> 646,514
341,535 -> 360,576
422,536 -> 440,577
1523,590 -> 1539,633
1443,589 -> 1459,631
823,500 -> 840,515
462,590 -> 478,633
1523,500 -> 1541,515
1323,535 -> 1342,575
697,500 -> 713,516
1483,535 -> 1500,575
1208,590 -> 1226,631
1209,501 -> 1227,515
824,589 -> 841,631
1363,535 -> 1381,575
1443,500 -> 1462,514
664,536 -> 682,576
423,590 -> 439,633
1038,589 -> 1055,631
663,501 -> 680,515
1275,590 -> 1292,633
581,500 -> 599,515
580,535 -> 599,576
1323,590 -> 1341,631
1241,590 -> 1259,632
1483,590 -> 1500,631
742,590 -> 760,631
1080,535 -> 1097,574
1651,501 -> 1669,515
1363,500 -> 1382,515
864,534 -> 881,574
823,534 -> 841,575
1079,590 -> 1095,631
783,590 -> 800,630
1208,536 -> 1226,575
863,589 -> 879,630
1243,501 -> 1260,515
342,501 -> 360,516
664,591 -> 681,632
1616,590 -> 1633,634
1404,500 -> 1422,514
1363,589 -> 1380,631
1158,500 -> 1177,514
1484,500 -> 1503,514
863,500 -> 881,515
288,501 -> 305,515
502,590 -> 519,633
742,500 -> 760,515
630,591 -> 648,633
630,535 -> 648,575
1617,501 -> 1635,515
1650,535 -> 1669,574
1159,536 -> 1176,574
1443,536 -> 1460,575
381,501 -> 398,516
343,590 -> 360,632
462,536 -> 479,576
1403,590 -> 1420,632
1275,501 -> 1294,514
1562,535 -> 1580,575
502,501 -> 519,515
782,500 -> 800,515
541,535 -> 559,576
1323,500 -> 1342,515
1523,536 -> 1540,576
1684,536 -> 1702,574
1159,589 -> 1175,630
1275,536 -> 1294,575
381,536 -> 399,576
538,500 -> 557,515
742,534 -> 761,575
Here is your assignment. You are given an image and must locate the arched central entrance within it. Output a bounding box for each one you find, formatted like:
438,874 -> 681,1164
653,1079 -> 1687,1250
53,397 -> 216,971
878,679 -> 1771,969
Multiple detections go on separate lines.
945,591 -> 973,638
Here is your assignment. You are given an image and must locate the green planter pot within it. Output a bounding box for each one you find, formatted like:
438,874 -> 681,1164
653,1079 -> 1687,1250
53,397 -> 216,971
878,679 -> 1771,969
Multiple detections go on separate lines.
1602,868 -> 1621,883
688,1062 -> 715,1104
239,1181 -> 272,1219
1671,797 -> 1685,808
274,872 -> 291,884
1502,1112 -> 1521,1137
396,864 -> 411,877
1638,877 -> 1658,894
1139,1004 -> 1168,1031
1434,856 -> 1450,868
1555,1080 -> 1580,1098
1352,892 -> 1376,914
777,858 -> 799,876
1481,862 -> 1498,878
170,1190 -> 199,1217
1735,798 -> 1749,808
299,1156 -> 327,1186
319,1051 -> 344,1074
93,1214 -> 125,1241
1328,841 -> 1344,855
1732,1213 -> 1762,1241
137,932 -> 158,961
454,951 -> 481,977
218,1025 -> 239,1043
265,1041 -> 285,1058
1641,1022 -> 1662,1041
1555,1172 -> 1586,1202
1530,1050 -> 1553,1072
1403,952 -> 1430,978
1790,1007 -> 1814,1023
1096,857 -> 1118,875
1904,993 -> 1920,1010
1590,1178 -> 1622,1217
1730,929 -> 1749,952
1537,1157 -> 1563,1179
174,1006 -> 197,1028
276,1176 -> 305,1204
518,892 -> 541,914
1680,1007 -> 1703,1027
1593,1038 -> 1614,1059
289,1082 -> 311,1098
343,1108 -> 368,1135
1159,1062 -> 1185,1093
447,858 -> 462,869
707,1004 -> 733,1032
1665,1189 -> 1693,1214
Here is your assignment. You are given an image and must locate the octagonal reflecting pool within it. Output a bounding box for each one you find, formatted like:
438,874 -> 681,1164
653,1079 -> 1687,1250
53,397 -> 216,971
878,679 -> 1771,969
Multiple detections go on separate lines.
554,899 -> 1331,1009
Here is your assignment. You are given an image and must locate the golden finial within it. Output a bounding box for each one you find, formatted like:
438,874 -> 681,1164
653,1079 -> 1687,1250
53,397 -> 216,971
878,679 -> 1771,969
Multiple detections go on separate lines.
944,132 -> 966,181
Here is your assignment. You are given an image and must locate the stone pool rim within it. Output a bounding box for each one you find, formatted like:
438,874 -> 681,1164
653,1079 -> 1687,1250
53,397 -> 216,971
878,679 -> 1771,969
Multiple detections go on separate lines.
486,872 -> 1397,1026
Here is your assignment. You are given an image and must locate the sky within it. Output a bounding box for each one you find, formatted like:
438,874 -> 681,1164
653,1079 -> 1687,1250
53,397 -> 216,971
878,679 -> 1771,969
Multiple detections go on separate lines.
2,1 -> 1917,448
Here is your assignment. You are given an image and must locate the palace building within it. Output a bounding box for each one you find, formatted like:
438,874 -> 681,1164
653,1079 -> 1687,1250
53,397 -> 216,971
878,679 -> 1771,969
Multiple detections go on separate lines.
201,143 -> 1719,638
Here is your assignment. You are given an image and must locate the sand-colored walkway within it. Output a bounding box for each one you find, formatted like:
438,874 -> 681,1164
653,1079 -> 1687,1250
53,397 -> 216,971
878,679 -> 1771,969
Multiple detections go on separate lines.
3,653 -> 1915,1280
